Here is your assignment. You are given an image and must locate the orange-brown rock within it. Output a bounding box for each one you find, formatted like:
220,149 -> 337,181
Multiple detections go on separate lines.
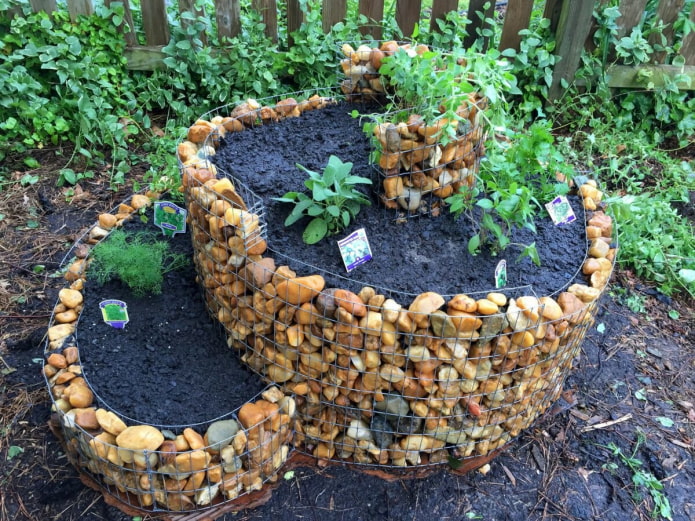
334,289 -> 367,317
275,275 -> 325,306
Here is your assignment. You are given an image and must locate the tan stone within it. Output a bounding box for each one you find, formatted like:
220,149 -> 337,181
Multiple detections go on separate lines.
295,303 -> 319,325
59,288 -> 84,309
557,292 -> 585,317
334,289 -> 367,317
486,292 -> 508,307
408,292 -> 445,327
54,309 -> 78,324
183,428 -> 205,450
130,194 -> 152,210
476,298 -> 499,315
47,353 -> 67,369
64,258 -> 87,282
448,310 -> 482,333
379,364 -> 405,383
539,297 -> 563,321
68,383 -> 93,408
96,409 -> 127,435
275,275 -> 325,306
98,213 -> 118,229
588,239 -> 610,258
516,296 -> 541,322
568,283 -> 601,303
48,323 -> 75,342
75,408 -> 99,430
382,299 -> 402,323
116,425 -> 164,463
359,311 -> 383,335
241,257 -> 276,288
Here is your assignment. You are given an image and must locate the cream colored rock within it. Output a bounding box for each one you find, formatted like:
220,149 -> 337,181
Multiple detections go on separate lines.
516,296 -> 541,322
408,292 -> 445,327
130,194 -> 152,210
476,298 -> 499,315
448,294 -> 477,312
539,296 -> 563,321
382,299 -> 402,323
588,239 -> 610,258
59,288 -> 83,309
98,213 -> 118,229
568,283 -> 601,303
359,311 -> 383,335
96,409 -> 127,435
48,323 -> 75,342
116,425 -> 164,464
275,275 -> 325,306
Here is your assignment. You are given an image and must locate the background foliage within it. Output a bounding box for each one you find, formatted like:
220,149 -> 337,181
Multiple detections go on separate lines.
0,0 -> 693,297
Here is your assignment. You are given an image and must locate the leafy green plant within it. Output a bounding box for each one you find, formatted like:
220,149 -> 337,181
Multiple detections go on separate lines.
275,155 -> 372,244
601,433 -> 673,520
88,229 -> 189,296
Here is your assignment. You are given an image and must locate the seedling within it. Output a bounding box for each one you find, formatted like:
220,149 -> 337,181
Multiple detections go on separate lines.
275,155 -> 372,244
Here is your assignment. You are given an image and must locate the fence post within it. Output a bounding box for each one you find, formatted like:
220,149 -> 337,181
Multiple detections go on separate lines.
322,0 -> 346,33
178,0 -> 208,46
359,0 -> 385,40
105,0 -> 137,47
499,0 -> 534,52
396,0 -> 422,38
463,0 -> 495,51
141,0 -> 170,46
681,4 -> 695,65
549,0 -> 594,100
252,0 -> 278,42
29,0 -> 57,14
67,0 -> 93,21
429,0 -> 457,34
649,0 -> 686,63
216,0 -> 241,39
285,0 -> 303,46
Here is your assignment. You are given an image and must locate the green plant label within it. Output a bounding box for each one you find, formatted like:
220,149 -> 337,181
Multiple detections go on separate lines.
154,201 -> 187,237
495,259 -> 507,289
99,300 -> 129,329
545,196 -> 576,226
337,228 -> 373,272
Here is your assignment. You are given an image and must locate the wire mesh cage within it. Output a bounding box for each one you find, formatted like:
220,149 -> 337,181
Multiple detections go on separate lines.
43,84 -> 616,515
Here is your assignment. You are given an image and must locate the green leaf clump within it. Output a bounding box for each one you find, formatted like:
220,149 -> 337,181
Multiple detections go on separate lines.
275,155 -> 372,244
88,229 -> 189,297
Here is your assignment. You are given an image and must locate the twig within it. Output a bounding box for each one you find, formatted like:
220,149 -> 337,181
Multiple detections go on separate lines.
580,413 -> 632,432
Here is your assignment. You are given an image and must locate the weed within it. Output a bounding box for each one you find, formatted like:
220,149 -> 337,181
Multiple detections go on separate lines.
601,433 -> 673,520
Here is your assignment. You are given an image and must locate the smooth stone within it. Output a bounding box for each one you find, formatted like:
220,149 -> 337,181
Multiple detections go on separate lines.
347,419 -> 373,441
430,310 -> 458,338
334,289 -> 367,317
315,288 -> 338,317
375,394 -> 411,417
96,409 -> 127,436
130,194 -> 152,209
370,413 -> 394,449
205,420 -> 239,452
48,324 -> 75,342
388,415 -> 422,436
478,313 -> 507,340
58,288 -> 83,309
408,291 -> 445,327
276,275 -> 325,306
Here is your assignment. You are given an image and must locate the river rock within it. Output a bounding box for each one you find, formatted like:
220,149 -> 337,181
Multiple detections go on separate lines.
347,419 -> 373,441
370,413 -> 394,449
58,288 -> 83,309
408,292 -> 445,327
205,420 -> 240,452
275,275 -> 325,306
116,425 -> 164,464
375,394 -> 410,417
96,409 -> 127,436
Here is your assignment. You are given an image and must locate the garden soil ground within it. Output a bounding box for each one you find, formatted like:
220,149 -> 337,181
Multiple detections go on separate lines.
0,108 -> 693,520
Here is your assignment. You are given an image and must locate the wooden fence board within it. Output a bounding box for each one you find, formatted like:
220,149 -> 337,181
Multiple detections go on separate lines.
649,0 -> 685,63
464,0 -> 495,50
430,0 -> 457,33
30,0 -> 56,14
286,0 -> 303,46
322,0 -> 346,33
124,46 -> 167,70
607,64 -> 695,89
549,0 -> 594,99
395,0 -> 421,38
142,0 -> 170,46
499,0 -> 533,52
681,5 -> 695,65
543,0 -> 563,34
178,0 -> 208,45
616,0 -> 648,39
67,0 -> 93,21
359,0 -> 385,39
105,0 -> 137,46
215,0 -> 241,39
252,0 -> 278,41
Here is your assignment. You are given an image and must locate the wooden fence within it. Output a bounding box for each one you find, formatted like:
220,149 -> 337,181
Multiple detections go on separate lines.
14,0 -> 695,95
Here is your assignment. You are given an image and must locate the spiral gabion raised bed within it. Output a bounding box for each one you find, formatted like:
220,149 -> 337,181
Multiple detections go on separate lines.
42,85 -> 616,516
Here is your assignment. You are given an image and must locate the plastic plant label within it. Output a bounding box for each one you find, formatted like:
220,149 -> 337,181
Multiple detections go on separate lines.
338,228 -> 373,272
154,201 -> 187,237
495,259 -> 507,289
99,300 -> 129,329
545,196 -> 576,225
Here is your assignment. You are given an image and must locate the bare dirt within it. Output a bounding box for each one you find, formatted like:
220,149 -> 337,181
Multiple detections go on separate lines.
1,118 -> 694,521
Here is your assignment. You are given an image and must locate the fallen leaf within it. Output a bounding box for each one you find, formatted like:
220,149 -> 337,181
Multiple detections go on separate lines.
578,467 -> 594,481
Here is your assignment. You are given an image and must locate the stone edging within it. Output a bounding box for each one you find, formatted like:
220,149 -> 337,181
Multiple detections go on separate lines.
43,92 -> 616,515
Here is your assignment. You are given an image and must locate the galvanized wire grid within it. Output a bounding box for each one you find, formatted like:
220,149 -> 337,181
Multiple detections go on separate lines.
42,87 -> 613,515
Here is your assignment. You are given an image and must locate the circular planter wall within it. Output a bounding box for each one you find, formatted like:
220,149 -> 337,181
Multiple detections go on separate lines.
43,90 -> 616,515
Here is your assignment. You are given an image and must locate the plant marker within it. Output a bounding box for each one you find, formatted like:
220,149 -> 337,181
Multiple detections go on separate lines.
154,201 -> 187,237
99,300 -> 129,329
338,228 -> 373,272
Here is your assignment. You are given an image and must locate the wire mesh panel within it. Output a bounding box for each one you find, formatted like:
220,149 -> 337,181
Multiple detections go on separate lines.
42,89 -> 616,515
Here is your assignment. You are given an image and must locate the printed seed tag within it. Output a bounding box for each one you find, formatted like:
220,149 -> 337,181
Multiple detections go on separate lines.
99,300 -> 129,329
154,201 -> 187,237
545,195 -> 576,225
338,228 -> 373,272
495,259 -> 507,289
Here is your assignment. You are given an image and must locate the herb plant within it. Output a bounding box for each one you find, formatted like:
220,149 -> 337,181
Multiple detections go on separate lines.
275,155 -> 372,244
88,229 -> 189,296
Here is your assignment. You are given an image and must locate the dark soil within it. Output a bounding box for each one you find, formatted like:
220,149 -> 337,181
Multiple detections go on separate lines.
77,217 -> 266,428
213,101 -> 587,298
0,112 -> 693,521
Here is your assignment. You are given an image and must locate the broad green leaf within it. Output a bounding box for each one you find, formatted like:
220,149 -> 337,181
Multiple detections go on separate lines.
468,234 -> 481,254
655,416 -> 674,428
476,198 -> 493,210
326,205 -> 340,217
303,218 -> 328,244
679,269 -> 695,284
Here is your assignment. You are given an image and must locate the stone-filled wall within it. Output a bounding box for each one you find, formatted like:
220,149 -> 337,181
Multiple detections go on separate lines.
42,92 -> 616,514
